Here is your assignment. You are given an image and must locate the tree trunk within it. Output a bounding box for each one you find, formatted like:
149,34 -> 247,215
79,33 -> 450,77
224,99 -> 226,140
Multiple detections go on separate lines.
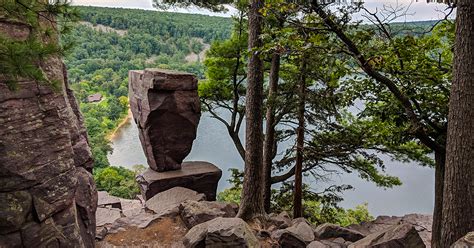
263,53 -> 280,213
237,0 -> 266,221
441,1 -> 474,246
431,151 -> 445,248
293,58 -> 307,218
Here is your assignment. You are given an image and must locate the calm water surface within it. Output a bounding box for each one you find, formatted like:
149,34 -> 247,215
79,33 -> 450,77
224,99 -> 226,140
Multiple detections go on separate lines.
108,113 -> 435,216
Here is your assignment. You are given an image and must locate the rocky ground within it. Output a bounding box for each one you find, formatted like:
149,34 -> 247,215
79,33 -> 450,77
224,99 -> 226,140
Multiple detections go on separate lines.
95,188 -> 472,248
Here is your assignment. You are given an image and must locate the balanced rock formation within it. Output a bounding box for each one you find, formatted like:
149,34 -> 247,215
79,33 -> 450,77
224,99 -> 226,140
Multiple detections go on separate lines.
0,17 -> 97,247
129,69 -> 201,172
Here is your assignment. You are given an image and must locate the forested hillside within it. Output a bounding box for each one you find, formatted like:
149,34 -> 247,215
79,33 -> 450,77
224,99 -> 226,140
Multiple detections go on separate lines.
61,6 -> 232,197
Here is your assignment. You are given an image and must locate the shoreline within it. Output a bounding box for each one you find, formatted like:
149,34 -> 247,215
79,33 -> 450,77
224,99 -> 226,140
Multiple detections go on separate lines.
107,108 -> 132,141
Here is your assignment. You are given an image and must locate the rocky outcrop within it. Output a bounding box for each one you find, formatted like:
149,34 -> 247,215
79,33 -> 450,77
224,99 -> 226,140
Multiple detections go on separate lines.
0,17 -> 96,247
137,161 -> 222,201
93,191 -> 434,248
129,69 -> 201,172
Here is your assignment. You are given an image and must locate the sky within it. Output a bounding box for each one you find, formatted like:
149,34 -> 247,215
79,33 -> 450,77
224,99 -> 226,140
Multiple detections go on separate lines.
71,0 -> 455,21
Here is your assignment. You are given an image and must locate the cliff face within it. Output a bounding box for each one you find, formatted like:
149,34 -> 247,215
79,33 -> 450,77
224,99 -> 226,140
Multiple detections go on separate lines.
0,18 -> 97,247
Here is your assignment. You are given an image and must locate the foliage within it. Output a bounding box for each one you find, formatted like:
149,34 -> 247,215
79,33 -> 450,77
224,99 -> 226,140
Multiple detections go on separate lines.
93,166 -> 143,199
217,170 -> 373,226
0,0 -> 78,90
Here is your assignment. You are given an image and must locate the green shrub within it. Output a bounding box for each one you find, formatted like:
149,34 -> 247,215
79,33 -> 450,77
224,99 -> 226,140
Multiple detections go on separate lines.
93,166 -> 141,199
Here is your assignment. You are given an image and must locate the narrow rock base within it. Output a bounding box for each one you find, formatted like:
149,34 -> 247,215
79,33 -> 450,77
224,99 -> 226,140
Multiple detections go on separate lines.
136,161 -> 222,201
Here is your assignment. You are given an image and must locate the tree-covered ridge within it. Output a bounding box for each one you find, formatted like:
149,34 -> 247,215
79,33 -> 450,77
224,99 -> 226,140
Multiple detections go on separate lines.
76,6 -> 231,42
63,6 -> 232,85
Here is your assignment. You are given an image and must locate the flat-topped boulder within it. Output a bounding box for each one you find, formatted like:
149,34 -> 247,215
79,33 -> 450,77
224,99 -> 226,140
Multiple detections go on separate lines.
136,161 -> 222,201
128,68 -> 201,172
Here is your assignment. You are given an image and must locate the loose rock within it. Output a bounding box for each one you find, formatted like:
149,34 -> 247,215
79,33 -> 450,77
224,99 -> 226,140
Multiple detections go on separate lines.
183,217 -> 258,248
179,200 -> 237,228
96,208 -> 122,227
315,223 -> 365,242
349,224 -> 425,248
145,187 -> 205,216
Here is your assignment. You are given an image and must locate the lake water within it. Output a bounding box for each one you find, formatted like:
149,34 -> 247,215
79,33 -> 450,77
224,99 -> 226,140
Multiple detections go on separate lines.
108,112 -> 435,217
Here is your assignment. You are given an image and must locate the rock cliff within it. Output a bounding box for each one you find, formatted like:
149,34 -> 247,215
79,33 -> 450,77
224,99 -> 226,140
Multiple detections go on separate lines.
0,17 -> 97,247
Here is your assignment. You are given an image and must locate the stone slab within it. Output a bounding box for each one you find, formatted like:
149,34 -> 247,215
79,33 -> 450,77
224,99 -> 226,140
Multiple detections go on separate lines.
136,161 -> 222,201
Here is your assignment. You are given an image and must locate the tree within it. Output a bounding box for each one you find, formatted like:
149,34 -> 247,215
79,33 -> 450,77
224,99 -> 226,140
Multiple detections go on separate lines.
199,10 -> 247,161
293,54 -> 307,218
441,0 -> 474,245
263,51 -> 280,212
237,0 -> 266,220
301,4 -> 452,246
262,14 -> 285,213
259,3 -> 455,245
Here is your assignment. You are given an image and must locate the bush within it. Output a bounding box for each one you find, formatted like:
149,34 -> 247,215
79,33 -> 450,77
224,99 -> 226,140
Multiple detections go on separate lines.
217,170 -> 373,227
93,166 -> 141,199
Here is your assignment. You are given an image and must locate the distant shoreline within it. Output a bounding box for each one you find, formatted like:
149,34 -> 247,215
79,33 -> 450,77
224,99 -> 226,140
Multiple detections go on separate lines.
107,108 -> 132,141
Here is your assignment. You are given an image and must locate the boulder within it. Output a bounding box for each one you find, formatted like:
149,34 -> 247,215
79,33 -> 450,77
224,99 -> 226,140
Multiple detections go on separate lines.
451,232 -> 474,248
271,218 -> 315,247
268,211 -> 292,230
315,223 -> 365,242
179,200 -> 237,228
271,229 -> 307,248
349,224 -> 425,248
347,214 -> 432,246
137,162 -> 222,201
183,217 -> 258,248
286,218 -> 315,243
145,187 -> 205,216
128,69 -> 200,172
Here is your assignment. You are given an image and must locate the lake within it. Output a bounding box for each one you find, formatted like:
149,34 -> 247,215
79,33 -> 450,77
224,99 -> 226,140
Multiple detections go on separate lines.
108,112 -> 435,217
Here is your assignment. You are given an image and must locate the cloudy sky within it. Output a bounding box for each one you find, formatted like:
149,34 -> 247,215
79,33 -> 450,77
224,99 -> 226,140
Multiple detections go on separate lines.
71,0 -> 455,21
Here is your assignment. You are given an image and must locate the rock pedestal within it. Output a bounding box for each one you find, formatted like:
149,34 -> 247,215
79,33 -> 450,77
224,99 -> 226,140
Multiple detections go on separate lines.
136,161 -> 222,201
129,69 -> 201,172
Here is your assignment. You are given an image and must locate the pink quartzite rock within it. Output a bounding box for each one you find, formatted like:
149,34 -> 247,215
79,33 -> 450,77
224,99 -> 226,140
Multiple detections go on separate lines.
129,69 -> 201,172
0,17 -> 96,247
136,161 -> 222,201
